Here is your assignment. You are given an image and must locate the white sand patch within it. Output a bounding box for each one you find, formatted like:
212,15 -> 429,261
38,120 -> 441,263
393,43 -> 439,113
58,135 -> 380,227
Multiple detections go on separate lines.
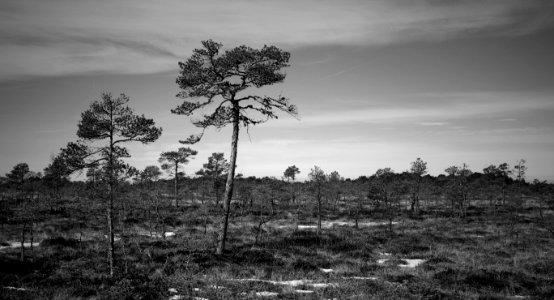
295,290 -> 314,294
320,268 -> 334,273
133,230 -> 175,238
169,295 -> 208,300
3,286 -> 28,291
103,235 -> 121,241
271,220 -> 398,230
270,280 -> 306,287
209,285 -> 226,289
168,288 -> 178,294
297,225 -> 317,230
232,278 -> 336,288
325,221 -> 350,226
255,291 -> 279,297
0,242 -> 40,250
269,280 -> 335,288
378,258 -> 426,268
310,283 -> 338,288
399,259 -> 426,268
193,288 -> 201,292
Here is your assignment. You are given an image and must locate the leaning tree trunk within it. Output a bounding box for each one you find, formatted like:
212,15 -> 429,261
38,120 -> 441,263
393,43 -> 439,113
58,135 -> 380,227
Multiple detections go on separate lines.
107,120 -> 116,277
174,164 -> 179,208
216,105 -> 239,255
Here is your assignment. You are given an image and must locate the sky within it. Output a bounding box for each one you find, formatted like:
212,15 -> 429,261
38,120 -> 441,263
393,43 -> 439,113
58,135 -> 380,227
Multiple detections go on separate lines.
1,0 -> 554,182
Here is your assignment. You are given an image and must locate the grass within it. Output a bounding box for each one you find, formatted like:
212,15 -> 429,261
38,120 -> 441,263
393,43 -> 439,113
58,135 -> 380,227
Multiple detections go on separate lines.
1,199 -> 553,299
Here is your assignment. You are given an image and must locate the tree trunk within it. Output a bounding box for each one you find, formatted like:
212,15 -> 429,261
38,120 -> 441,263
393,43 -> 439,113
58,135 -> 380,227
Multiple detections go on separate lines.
295,200 -> 300,232
20,222 -> 26,261
214,179 -> 220,206
502,185 -> 506,206
174,164 -> 179,208
107,188 -> 115,277
107,110 -> 115,277
119,210 -> 128,274
216,104 -> 239,255
539,197 -> 544,219
355,193 -> 362,230
317,191 -> 322,236
30,221 -> 34,260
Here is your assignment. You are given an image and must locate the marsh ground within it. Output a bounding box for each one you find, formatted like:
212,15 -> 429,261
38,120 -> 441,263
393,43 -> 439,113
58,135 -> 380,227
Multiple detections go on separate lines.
1,198 -> 553,299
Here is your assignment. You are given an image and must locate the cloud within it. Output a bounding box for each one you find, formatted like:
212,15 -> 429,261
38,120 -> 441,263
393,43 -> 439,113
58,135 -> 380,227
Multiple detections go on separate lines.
419,122 -> 448,126
265,91 -> 554,129
0,0 -> 552,81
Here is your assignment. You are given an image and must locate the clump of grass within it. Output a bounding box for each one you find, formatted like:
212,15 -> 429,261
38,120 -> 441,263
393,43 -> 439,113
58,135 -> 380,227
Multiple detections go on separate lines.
421,255 -> 455,271
289,257 -> 320,272
232,247 -> 281,266
40,237 -> 79,248
384,234 -> 432,255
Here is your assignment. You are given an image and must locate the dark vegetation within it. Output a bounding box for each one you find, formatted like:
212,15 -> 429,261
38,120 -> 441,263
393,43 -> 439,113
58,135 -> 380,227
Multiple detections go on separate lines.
1,163 -> 553,299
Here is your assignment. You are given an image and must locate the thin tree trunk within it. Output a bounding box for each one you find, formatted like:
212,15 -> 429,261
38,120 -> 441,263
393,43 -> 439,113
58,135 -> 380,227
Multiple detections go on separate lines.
20,222 -> 26,261
107,109 -> 116,277
107,189 -> 115,277
216,105 -> 239,255
539,197 -> 543,219
317,191 -> 322,236
174,164 -> 179,208
204,203 -> 208,234
355,193 -> 362,230
30,221 -> 34,260
502,185 -> 506,206
119,210 -> 128,274
388,206 -> 392,234
295,199 -> 300,232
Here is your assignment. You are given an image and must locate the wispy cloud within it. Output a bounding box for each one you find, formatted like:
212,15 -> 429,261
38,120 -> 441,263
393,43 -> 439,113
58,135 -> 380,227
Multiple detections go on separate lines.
1,0 -> 552,81
419,122 -> 449,126
318,66 -> 358,81
269,91 -> 554,128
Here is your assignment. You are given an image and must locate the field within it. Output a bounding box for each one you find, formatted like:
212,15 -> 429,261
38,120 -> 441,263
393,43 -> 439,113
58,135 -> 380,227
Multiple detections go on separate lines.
1,187 -> 553,300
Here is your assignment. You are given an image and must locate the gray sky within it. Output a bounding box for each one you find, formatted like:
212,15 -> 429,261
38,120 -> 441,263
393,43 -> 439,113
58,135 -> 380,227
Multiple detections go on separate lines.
1,0 -> 554,181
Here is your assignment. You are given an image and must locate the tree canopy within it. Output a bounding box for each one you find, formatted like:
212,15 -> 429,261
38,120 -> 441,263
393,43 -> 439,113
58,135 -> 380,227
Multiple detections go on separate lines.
172,39 -> 297,144
6,162 -> 30,185
284,165 -> 300,181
